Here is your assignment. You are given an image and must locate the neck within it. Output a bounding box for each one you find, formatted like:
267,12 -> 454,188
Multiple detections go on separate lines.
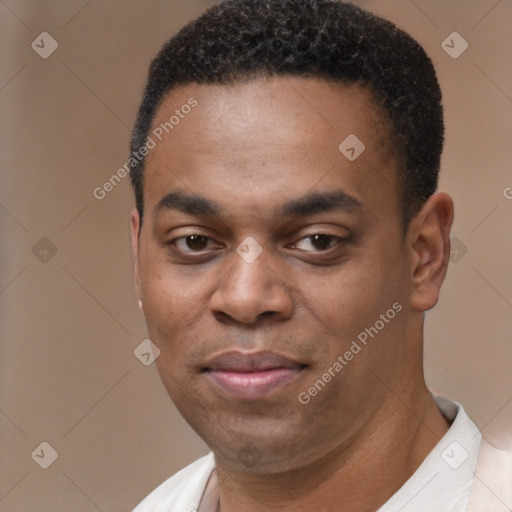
214,380 -> 450,512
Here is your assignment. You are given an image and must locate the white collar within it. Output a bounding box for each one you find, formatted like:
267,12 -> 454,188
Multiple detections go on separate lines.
378,395 -> 481,511
198,396 -> 481,512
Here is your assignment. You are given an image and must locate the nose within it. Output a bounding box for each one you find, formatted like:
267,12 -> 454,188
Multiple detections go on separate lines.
209,246 -> 294,325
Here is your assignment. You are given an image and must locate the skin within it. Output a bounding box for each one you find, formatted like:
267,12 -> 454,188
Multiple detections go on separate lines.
130,76 -> 454,511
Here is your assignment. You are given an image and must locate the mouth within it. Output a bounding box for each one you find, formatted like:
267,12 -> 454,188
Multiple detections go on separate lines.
202,350 -> 307,401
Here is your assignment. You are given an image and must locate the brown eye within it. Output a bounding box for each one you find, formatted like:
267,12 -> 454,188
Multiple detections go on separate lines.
310,234 -> 333,250
293,234 -> 342,252
168,234 -> 215,255
165,232 -> 225,262
185,235 -> 209,251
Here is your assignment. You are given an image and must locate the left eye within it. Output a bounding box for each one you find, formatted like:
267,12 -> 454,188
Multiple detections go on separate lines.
174,235 -> 213,252
292,234 -> 342,252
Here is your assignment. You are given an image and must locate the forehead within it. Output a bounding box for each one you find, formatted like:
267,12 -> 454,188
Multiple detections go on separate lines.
143,76 -> 399,222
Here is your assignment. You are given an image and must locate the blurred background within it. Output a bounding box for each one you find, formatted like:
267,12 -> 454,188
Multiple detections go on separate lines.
1,0 -> 511,510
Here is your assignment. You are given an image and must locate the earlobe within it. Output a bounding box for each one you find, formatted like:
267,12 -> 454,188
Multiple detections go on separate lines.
409,192 -> 454,312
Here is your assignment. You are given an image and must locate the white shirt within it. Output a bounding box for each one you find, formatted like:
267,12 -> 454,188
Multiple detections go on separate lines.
132,396 -> 512,511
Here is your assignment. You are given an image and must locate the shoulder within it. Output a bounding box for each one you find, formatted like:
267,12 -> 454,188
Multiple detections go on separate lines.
466,439 -> 512,511
132,453 -> 215,512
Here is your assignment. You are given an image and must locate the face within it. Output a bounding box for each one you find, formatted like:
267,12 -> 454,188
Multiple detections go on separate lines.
131,77 -> 421,473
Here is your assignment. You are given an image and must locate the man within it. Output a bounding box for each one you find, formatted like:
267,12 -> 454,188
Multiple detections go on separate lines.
128,0 -> 511,510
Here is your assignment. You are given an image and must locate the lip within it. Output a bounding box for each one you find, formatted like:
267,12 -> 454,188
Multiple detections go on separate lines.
203,350 -> 306,401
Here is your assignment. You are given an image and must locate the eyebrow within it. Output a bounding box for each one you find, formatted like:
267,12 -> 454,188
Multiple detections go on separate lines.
277,190 -> 362,217
154,191 -> 221,217
153,189 -> 362,219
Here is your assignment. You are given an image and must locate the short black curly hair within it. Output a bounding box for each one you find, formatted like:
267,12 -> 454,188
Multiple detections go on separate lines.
130,0 -> 444,227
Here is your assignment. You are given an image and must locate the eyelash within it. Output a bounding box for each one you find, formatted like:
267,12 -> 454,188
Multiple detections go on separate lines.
166,233 -> 346,257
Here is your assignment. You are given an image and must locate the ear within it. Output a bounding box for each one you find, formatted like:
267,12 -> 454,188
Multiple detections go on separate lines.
130,208 -> 142,305
408,192 -> 454,312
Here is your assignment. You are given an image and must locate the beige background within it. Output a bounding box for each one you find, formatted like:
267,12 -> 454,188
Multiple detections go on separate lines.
1,0 -> 511,510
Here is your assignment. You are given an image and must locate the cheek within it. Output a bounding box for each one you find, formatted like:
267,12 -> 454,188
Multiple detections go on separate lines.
299,259 -> 401,331
138,248 -> 209,327
296,247 -> 408,367
138,255 -> 224,385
